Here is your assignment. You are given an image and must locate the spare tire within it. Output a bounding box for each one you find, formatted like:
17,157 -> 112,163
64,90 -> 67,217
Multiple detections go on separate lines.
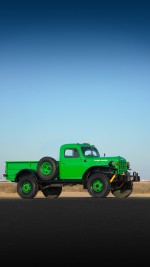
37,156 -> 58,181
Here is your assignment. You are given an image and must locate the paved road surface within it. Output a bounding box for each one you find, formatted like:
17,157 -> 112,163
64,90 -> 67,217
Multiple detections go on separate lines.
0,197 -> 149,265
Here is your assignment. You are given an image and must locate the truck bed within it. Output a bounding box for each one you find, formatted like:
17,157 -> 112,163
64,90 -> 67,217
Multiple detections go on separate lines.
5,161 -> 38,182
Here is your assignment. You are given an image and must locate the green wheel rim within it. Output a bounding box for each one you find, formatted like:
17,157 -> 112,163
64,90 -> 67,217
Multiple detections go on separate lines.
92,180 -> 104,192
41,162 -> 52,176
22,182 -> 32,194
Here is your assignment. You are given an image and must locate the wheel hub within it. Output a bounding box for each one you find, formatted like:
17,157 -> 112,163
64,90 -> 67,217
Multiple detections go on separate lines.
41,162 -> 52,175
92,180 -> 104,192
22,182 -> 32,193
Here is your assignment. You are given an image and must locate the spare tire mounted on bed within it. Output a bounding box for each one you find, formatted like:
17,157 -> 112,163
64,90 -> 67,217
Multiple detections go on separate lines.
37,156 -> 58,181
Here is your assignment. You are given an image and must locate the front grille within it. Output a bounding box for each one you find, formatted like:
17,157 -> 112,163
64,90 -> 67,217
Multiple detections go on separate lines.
118,160 -> 127,174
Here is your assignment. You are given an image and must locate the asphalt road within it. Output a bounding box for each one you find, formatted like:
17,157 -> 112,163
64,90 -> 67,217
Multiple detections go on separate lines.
0,197 -> 150,265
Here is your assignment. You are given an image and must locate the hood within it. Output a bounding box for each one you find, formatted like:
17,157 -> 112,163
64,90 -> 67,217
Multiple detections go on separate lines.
85,156 -> 127,169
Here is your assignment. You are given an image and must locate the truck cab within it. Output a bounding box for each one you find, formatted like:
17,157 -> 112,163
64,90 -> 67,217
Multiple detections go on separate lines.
59,143 -> 99,179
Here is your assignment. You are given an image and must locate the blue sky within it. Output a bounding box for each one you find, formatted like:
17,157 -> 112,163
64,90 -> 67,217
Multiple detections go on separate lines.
0,0 -> 150,179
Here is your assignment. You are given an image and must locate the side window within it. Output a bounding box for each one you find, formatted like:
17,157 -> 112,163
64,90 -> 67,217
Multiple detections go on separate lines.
73,149 -> 80,158
84,150 -> 91,156
64,148 -> 79,158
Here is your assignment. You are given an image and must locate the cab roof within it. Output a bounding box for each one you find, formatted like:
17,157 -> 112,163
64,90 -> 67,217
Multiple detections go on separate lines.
61,143 -> 95,148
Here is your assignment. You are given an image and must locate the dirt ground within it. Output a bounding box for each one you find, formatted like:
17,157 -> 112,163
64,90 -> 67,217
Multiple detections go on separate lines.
0,191 -> 150,198
0,181 -> 150,198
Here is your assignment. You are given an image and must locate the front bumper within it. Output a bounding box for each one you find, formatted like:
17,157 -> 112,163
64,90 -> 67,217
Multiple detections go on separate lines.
132,172 -> 140,181
117,171 -> 140,182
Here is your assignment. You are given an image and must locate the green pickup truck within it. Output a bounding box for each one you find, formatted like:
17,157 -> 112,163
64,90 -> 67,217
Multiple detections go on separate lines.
3,143 -> 140,199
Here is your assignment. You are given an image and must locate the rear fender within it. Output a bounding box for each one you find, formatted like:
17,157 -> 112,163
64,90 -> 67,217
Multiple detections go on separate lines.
15,169 -> 38,182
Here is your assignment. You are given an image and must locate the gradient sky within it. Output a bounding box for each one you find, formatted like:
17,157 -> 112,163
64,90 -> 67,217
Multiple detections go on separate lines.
0,0 -> 150,179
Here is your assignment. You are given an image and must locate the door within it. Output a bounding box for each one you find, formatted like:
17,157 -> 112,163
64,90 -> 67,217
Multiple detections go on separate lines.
60,148 -> 85,179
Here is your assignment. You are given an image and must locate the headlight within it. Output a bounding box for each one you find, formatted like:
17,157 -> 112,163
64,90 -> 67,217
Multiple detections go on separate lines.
109,161 -> 115,167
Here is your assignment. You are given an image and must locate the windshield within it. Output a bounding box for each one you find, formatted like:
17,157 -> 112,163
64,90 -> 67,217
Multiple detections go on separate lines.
81,146 -> 100,157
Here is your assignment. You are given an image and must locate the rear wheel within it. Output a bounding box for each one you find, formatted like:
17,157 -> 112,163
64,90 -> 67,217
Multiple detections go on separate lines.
17,175 -> 39,199
111,181 -> 133,198
37,157 -> 58,181
41,186 -> 62,198
87,173 -> 111,198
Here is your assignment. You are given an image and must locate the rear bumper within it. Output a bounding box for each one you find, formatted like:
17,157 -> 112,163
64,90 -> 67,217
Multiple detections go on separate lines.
117,171 -> 140,182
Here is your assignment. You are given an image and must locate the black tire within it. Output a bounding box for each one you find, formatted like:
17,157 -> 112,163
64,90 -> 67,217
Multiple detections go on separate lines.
87,173 -> 111,198
37,156 -> 58,181
17,175 -> 39,199
41,186 -> 62,198
111,181 -> 133,198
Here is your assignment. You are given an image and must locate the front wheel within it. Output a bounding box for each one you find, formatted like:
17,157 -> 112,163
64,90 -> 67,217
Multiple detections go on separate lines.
17,175 -> 39,199
41,186 -> 62,198
87,173 -> 111,198
111,181 -> 133,198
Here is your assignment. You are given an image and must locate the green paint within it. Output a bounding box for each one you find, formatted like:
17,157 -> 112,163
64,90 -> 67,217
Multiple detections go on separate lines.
41,162 -> 52,176
22,182 -> 32,194
4,143 -> 130,182
92,180 -> 104,192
